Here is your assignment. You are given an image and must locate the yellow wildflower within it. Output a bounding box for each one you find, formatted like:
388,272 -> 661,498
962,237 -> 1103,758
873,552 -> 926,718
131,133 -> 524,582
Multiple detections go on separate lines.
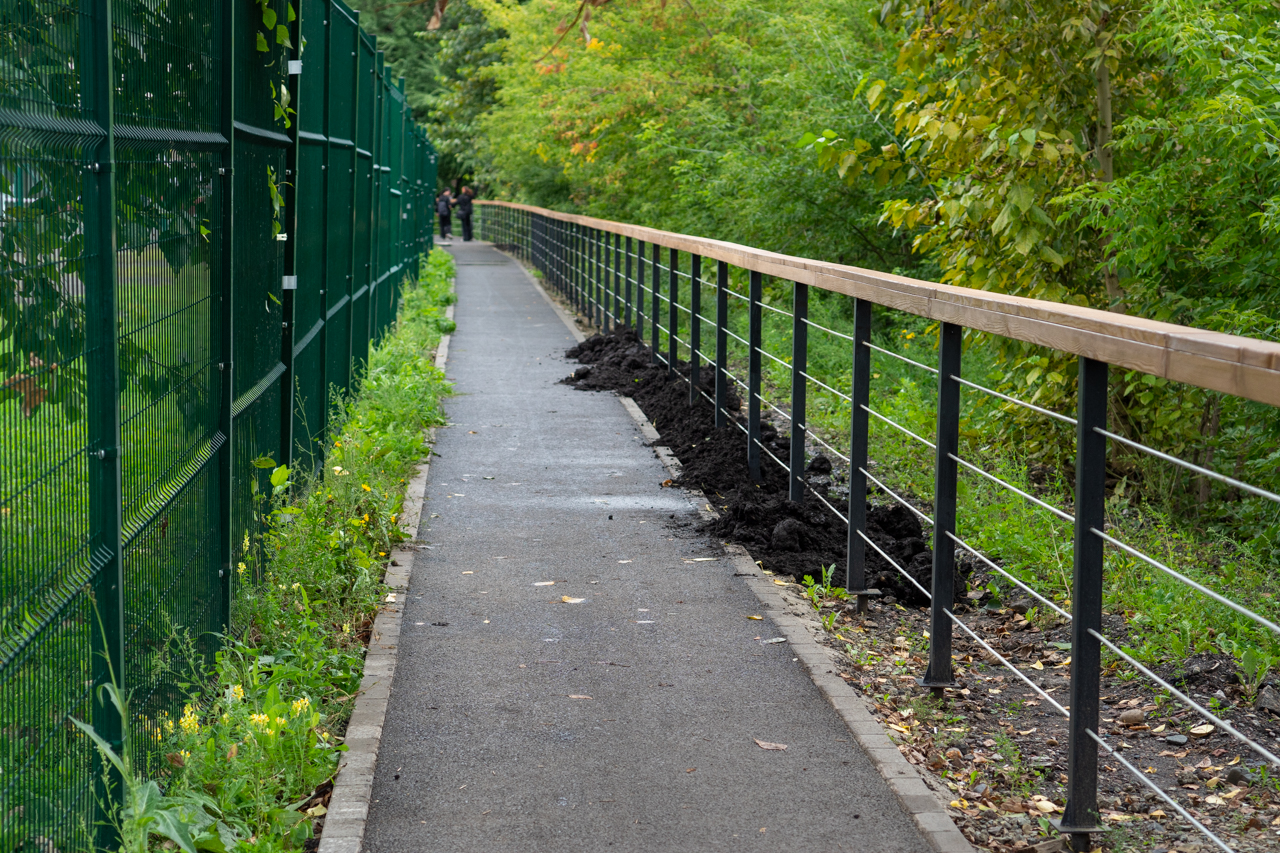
249,713 -> 270,729
291,696 -> 311,716
179,704 -> 199,735
342,623 -> 350,634
291,582 -> 301,590
230,684 -> 245,702
362,484 -> 372,492
275,717 -> 288,728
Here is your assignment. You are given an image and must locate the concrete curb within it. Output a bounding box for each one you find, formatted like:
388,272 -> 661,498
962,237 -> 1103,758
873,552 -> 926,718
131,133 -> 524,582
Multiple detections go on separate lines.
616,398 -> 975,853
316,305 -> 453,853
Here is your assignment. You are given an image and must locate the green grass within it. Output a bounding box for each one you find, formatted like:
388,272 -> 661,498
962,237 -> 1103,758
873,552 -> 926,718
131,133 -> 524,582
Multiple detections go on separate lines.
48,250 -> 455,852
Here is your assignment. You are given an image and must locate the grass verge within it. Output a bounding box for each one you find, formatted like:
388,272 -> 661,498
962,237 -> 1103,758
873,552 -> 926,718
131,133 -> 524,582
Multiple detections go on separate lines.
85,249 -> 455,852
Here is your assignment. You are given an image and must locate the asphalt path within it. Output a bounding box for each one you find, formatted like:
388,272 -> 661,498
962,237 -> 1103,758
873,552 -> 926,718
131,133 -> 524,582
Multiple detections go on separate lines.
362,241 -> 928,852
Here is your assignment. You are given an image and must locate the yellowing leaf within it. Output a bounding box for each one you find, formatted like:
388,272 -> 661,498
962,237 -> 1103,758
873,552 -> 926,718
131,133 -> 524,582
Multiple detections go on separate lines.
561,596 -> 585,603
746,615 -> 763,620
866,80 -> 886,110
1190,724 -> 1215,737
1030,660 -> 1044,670
567,694 -> 592,700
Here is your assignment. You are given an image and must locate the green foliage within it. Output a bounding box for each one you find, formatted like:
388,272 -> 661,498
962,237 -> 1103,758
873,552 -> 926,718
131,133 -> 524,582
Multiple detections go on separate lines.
346,0 -> 501,190
109,250 -> 456,851
471,0 -> 922,270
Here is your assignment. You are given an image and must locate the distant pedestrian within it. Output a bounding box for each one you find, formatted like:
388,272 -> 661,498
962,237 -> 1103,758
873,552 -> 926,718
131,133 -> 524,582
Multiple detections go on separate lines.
452,186 -> 475,242
436,190 -> 453,243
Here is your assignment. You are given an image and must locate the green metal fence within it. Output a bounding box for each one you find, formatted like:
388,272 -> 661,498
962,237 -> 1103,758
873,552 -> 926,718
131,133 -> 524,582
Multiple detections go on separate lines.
0,1 -> 435,848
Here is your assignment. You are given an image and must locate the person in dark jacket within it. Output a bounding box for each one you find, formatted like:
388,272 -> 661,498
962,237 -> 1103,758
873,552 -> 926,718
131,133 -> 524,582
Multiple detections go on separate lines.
436,190 -> 453,243
452,186 -> 475,242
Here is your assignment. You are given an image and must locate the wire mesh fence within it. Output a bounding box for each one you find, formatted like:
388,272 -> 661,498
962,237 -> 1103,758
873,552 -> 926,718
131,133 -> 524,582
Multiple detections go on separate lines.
482,201 -> 1280,852
1,1 -> 435,848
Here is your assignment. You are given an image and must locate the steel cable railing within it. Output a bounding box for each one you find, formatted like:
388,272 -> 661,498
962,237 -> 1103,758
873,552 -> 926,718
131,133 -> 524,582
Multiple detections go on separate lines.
483,202 -> 1280,853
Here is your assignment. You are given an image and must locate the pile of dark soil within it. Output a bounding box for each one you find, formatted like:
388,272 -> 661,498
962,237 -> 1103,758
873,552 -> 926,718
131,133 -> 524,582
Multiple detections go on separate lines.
563,329 -> 941,602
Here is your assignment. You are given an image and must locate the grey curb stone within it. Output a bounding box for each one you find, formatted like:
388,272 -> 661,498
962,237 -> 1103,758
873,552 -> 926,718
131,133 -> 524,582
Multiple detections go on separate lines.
315,336 -> 445,853
618,406 -> 974,853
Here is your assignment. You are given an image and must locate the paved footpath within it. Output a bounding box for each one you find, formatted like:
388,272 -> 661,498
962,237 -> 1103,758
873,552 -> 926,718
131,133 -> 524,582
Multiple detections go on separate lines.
362,242 -> 930,852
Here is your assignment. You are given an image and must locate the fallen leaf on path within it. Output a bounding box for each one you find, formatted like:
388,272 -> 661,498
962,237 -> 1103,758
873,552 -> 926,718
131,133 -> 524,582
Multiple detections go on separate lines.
462,571 -> 474,574
1030,660 -> 1044,670
306,804 -> 327,816
746,615 -> 763,620
1190,724 -> 1216,738
561,596 -> 585,603
687,557 -> 717,562
618,560 -> 632,563
568,694 -> 592,700
753,739 -> 787,751
661,479 -> 673,487
762,637 -> 786,644
534,581 -> 554,586
686,768 -> 696,773
772,580 -> 788,586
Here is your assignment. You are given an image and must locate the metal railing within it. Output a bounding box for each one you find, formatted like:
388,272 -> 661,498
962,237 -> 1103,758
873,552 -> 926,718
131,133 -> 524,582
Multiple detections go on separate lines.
1,1 -> 435,849
479,200 -> 1280,853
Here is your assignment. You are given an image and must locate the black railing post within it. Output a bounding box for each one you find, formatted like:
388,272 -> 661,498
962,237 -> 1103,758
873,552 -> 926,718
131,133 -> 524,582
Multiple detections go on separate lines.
689,254 -> 702,405
847,298 -> 874,613
595,228 -> 605,330
789,282 -> 808,501
922,322 -> 962,698
747,269 -> 763,481
590,227 -> 600,328
668,247 -> 679,376
651,242 -> 661,361
575,223 -> 583,314
612,232 -> 621,332
1059,357 -> 1108,852
624,236 -> 633,328
715,260 -> 729,429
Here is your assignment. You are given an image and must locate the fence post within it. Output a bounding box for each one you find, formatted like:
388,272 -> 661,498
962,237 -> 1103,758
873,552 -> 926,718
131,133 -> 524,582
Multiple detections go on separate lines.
789,282 -> 808,501
1059,357 -> 1108,852
651,242 -> 661,361
922,322 -> 962,698
847,298 -> 874,613
715,260 -> 729,429
588,227 -> 597,327
595,228 -> 604,330
668,248 -> 678,375
624,236 -> 633,329
574,223 -> 581,314
610,232 -> 620,332
84,0 -> 125,844
689,254 -> 702,406
635,239 -> 645,336
747,269 -> 763,481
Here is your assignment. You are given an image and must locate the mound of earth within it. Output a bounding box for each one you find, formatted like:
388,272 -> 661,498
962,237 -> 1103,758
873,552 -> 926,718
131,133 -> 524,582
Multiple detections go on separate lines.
563,328 -> 951,604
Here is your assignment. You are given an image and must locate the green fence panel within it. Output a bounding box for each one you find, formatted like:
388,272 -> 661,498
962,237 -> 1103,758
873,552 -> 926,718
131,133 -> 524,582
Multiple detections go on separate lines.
325,0 -> 360,409
0,0 -> 434,847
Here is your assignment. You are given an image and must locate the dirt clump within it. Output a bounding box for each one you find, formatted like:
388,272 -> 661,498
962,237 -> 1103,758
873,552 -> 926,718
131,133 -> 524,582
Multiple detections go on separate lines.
562,329 -> 945,602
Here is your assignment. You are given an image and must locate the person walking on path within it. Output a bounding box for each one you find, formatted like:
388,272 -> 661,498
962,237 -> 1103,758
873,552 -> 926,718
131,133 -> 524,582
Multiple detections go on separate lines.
452,186 -> 474,242
436,190 -> 453,244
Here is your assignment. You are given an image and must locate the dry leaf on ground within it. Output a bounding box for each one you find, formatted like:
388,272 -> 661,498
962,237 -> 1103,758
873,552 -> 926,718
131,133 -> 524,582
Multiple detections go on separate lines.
753,738 -> 788,751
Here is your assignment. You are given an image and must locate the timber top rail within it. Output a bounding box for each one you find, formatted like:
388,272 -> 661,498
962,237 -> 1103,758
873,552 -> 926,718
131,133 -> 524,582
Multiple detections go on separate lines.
477,200 -> 1280,406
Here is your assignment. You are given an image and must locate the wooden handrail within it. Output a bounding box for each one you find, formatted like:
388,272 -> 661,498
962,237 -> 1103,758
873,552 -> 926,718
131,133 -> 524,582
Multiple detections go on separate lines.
477,200 -> 1280,407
